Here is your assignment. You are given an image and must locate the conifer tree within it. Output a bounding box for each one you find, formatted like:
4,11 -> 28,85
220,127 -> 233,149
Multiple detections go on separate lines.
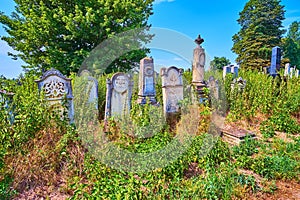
232,0 -> 285,70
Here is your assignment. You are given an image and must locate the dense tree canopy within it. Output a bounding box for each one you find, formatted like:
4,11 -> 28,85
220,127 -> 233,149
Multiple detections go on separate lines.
232,0 -> 285,70
283,21 -> 300,69
0,0 -> 154,75
210,56 -> 231,70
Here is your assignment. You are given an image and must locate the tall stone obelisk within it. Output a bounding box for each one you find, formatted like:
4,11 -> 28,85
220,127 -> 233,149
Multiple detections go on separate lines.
192,35 -> 207,102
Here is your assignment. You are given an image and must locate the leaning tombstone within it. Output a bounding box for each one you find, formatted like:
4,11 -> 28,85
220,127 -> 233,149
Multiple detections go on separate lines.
0,89 -> 15,125
105,72 -> 133,120
161,66 -> 184,116
269,46 -> 281,77
137,57 -> 157,105
35,68 -> 74,123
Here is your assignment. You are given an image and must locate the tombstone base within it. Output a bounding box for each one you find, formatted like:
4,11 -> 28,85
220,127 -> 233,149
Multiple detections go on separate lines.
137,96 -> 157,105
192,83 -> 207,103
269,73 -> 279,78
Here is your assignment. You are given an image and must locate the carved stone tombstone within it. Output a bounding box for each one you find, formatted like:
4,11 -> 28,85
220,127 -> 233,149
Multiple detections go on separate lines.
192,35 -> 205,85
105,72 -> 133,119
192,35 -> 207,103
137,57 -> 157,104
270,46 -> 281,76
161,66 -> 184,115
35,68 -> 74,123
207,76 -> 219,100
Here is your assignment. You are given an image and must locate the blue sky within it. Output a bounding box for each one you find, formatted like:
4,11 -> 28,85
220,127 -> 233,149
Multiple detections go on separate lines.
1,0 -> 300,78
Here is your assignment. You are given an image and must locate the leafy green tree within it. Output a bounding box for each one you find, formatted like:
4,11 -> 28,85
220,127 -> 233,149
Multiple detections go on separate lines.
283,21 -> 300,69
0,0 -> 154,75
210,56 -> 231,70
232,0 -> 285,70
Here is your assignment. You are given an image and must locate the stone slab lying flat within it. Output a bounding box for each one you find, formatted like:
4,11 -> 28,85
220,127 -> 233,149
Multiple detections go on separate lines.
221,124 -> 256,145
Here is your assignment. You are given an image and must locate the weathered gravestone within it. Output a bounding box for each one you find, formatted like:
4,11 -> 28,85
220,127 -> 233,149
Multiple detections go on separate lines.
35,68 -> 74,123
192,35 -> 207,103
284,63 -> 290,77
269,46 -> 281,77
290,66 -> 295,78
207,76 -> 219,100
80,70 -> 99,109
161,66 -> 184,115
137,57 -> 157,104
0,89 -> 15,124
223,65 -> 239,79
192,35 -> 205,84
105,72 -> 133,120
231,77 -> 246,92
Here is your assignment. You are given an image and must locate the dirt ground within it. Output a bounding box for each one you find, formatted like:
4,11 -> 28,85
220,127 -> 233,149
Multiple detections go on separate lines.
244,180 -> 300,200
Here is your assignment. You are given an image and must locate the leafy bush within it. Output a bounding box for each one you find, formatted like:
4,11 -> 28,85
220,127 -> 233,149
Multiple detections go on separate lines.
251,155 -> 298,180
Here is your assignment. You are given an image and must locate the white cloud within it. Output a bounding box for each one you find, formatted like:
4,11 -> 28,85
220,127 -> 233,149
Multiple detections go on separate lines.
153,0 -> 175,5
173,57 -> 183,61
0,40 -> 18,56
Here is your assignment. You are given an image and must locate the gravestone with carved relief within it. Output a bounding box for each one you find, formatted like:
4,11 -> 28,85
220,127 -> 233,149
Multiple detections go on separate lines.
35,68 -> 74,123
105,72 -> 133,119
161,66 -> 183,115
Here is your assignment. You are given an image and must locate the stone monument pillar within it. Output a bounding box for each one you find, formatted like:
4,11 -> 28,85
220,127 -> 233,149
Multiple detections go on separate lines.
192,35 -> 207,102
270,46 -> 281,77
137,57 -> 157,104
192,35 -> 205,84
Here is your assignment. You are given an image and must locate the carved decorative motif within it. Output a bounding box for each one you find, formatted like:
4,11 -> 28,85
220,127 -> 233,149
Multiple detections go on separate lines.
43,79 -> 67,99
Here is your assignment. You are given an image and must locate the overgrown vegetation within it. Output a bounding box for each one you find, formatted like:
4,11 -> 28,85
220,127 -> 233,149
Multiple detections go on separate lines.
0,69 -> 299,199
